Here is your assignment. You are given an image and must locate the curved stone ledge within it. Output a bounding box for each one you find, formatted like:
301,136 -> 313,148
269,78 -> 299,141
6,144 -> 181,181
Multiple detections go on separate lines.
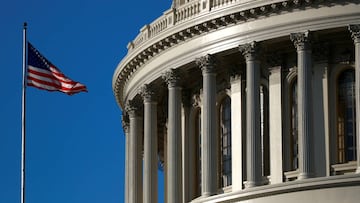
191,174 -> 360,203
113,0 -> 360,109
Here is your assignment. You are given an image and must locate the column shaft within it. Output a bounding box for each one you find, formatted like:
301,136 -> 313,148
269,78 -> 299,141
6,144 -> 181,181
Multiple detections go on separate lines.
246,57 -> 262,187
196,55 -> 217,196
127,101 -> 143,203
122,116 -> 130,203
163,69 -> 183,202
203,70 -> 217,195
141,85 -> 158,203
168,86 -> 182,202
239,42 -> 262,187
291,31 -> 313,179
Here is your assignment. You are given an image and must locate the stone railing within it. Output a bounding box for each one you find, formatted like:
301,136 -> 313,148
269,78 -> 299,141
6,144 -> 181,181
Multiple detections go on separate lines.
126,0 -> 288,53
128,0 -> 203,52
175,0 -> 202,23
211,0 -> 239,9
149,12 -> 171,39
128,9 -> 175,51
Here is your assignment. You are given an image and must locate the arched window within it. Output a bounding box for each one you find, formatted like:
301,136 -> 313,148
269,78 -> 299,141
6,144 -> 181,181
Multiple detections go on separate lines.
220,96 -> 232,187
290,80 -> 298,170
194,109 -> 202,196
337,69 -> 357,163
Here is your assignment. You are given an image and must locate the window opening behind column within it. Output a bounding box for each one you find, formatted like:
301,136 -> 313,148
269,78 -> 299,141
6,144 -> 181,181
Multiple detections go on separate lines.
195,109 -> 202,196
260,86 -> 270,177
220,96 -> 232,187
290,80 -> 299,170
337,69 -> 357,163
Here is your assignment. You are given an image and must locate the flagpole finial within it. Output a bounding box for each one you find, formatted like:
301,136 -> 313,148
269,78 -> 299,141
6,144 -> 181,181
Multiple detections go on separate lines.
23,22 -> 27,29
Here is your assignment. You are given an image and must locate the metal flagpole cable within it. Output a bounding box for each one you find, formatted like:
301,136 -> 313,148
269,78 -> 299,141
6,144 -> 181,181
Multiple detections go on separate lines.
21,22 -> 27,203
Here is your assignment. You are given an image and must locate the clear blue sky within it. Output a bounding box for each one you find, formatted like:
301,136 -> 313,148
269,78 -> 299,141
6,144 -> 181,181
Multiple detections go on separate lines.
0,0 -> 170,202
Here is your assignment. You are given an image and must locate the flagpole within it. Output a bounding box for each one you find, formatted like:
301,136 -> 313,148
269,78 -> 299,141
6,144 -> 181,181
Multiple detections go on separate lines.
21,22 -> 27,203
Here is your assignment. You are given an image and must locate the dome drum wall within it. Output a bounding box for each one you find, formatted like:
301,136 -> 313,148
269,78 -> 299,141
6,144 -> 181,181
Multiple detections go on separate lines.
113,1 -> 360,203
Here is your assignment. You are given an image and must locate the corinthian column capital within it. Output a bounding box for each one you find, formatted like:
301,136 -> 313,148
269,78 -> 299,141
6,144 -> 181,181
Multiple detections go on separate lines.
349,24 -> 360,43
125,99 -> 142,117
196,54 -> 216,74
290,31 -> 311,51
122,113 -> 130,133
162,68 -> 182,88
139,84 -> 157,103
239,41 -> 260,61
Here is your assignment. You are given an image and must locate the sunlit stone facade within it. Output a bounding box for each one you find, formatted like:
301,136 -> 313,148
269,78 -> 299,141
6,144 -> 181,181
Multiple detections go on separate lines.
113,0 -> 360,202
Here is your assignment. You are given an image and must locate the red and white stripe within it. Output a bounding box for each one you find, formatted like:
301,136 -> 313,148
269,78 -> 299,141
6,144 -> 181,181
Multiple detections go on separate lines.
27,65 -> 87,95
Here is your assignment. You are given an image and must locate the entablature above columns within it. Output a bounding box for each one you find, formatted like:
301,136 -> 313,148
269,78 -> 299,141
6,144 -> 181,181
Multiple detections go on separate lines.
126,30 -> 357,109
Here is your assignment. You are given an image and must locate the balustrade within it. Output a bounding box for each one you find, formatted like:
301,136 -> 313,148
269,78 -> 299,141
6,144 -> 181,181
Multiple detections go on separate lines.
128,0 -> 284,52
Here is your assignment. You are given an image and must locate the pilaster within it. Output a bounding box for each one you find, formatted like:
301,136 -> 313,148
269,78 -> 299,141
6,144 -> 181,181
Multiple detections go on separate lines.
230,73 -> 244,190
268,66 -> 284,184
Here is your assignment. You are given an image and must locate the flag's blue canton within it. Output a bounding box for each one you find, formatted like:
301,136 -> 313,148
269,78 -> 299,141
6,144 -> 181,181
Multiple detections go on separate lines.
28,43 -> 52,71
27,42 -> 88,95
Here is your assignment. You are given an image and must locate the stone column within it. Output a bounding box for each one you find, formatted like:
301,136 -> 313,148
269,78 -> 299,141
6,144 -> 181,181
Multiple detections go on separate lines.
139,84 -> 158,203
239,42 -> 262,187
126,100 -> 143,203
290,31 -> 313,179
196,54 -> 218,196
122,114 -> 130,203
230,73 -> 244,190
268,66 -> 284,184
162,69 -> 183,203
349,25 -> 360,173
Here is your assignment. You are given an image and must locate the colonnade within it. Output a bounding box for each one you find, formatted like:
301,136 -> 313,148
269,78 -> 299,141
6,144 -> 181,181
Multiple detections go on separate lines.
123,26 -> 360,203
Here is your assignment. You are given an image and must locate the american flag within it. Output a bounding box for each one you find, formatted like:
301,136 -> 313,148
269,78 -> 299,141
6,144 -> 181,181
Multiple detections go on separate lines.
27,42 -> 87,95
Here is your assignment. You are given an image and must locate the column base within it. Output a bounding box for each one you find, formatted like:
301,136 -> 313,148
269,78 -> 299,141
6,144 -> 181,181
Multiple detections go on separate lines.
202,191 -> 216,198
244,180 -> 263,189
355,167 -> 360,174
297,172 -> 314,180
